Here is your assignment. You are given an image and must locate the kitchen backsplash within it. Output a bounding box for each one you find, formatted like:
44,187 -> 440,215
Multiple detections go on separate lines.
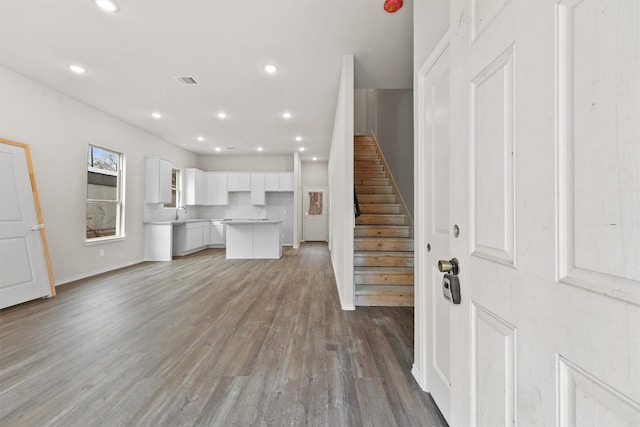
199,193 -> 267,219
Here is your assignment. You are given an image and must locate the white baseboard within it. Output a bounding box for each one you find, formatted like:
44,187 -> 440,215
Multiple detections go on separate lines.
55,259 -> 144,286
412,364 -> 427,391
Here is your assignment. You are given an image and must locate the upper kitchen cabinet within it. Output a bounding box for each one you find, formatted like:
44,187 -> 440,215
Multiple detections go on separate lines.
250,173 -> 265,205
227,173 -> 251,192
264,172 -> 294,192
184,168 -> 207,205
206,172 -> 229,205
145,157 -> 172,204
278,172 -> 294,191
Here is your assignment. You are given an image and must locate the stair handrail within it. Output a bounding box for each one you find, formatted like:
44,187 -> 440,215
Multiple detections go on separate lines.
354,184 -> 361,218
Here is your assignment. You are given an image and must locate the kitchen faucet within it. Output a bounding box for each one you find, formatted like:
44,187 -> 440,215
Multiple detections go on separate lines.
175,206 -> 187,221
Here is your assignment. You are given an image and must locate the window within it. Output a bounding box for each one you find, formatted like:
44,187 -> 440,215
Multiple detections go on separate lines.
164,168 -> 181,208
86,145 -> 124,240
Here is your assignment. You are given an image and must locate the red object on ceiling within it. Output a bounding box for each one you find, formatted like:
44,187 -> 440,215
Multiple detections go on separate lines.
383,0 -> 403,13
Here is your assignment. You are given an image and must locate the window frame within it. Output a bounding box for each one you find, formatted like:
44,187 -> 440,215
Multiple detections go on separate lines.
164,168 -> 182,209
85,144 -> 126,243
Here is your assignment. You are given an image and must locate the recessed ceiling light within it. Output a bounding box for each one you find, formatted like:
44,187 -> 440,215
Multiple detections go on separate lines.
282,112 -> 292,119
197,136 -> 204,142
312,157 -> 318,161
264,64 -> 277,74
96,0 -> 119,12
151,112 -> 162,119
299,147 -> 305,152
217,112 -> 227,119
295,136 -> 302,142
68,64 -> 87,74
215,147 -> 221,152
257,147 -> 263,152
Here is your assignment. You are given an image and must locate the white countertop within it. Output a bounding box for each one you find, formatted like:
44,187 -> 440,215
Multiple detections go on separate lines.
144,219 -> 223,225
144,218 -> 281,225
222,219 -> 283,225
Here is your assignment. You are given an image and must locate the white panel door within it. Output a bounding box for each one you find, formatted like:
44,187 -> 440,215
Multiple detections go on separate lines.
0,141 -> 52,309
444,1 -> 640,426
303,187 -> 327,241
415,34 -> 452,424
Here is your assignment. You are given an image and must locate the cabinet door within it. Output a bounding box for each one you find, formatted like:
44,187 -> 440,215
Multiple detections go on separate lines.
227,173 -> 251,191
264,173 -> 279,191
195,170 -> 206,205
251,173 -> 265,205
217,173 -> 228,205
202,222 -> 210,246
279,172 -> 294,191
209,222 -> 225,245
158,159 -> 172,202
145,157 -> 172,203
183,168 -> 197,205
206,173 -> 218,205
185,223 -> 203,250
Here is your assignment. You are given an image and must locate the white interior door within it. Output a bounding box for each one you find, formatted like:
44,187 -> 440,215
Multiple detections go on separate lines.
415,35 -> 452,424
303,187 -> 327,241
0,140 -> 53,309
445,1 -> 640,426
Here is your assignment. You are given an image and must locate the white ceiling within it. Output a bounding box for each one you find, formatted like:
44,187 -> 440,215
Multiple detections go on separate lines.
0,0 -> 413,161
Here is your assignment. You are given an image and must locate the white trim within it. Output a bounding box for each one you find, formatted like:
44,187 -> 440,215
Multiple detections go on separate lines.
54,259 -> 143,286
414,29 -> 451,394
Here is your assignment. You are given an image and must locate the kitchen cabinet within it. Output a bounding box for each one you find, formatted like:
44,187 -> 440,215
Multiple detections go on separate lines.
144,223 -> 173,261
202,221 -> 210,246
185,222 -> 204,251
209,220 -> 225,246
264,172 -> 294,192
251,173 -> 265,205
206,172 -> 228,205
172,220 -> 211,256
279,172 -> 294,191
145,157 -> 172,203
223,220 -> 283,259
184,168 -> 207,205
227,173 -> 251,191
264,173 -> 280,191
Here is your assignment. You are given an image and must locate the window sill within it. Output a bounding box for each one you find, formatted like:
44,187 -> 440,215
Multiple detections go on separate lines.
85,235 -> 127,245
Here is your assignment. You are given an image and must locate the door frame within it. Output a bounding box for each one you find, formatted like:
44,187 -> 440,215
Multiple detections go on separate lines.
302,186 -> 328,242
1,138 -> 56,298
413,31 -> 451,406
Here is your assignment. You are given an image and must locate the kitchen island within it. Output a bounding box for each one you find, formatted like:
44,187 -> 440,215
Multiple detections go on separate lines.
222,219 -> 283,259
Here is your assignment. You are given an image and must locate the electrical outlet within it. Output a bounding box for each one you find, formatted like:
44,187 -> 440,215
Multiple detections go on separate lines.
99,249 -> 104,257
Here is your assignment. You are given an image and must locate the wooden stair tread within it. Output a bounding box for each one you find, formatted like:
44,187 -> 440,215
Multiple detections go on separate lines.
354,237 -> 414,243
355,250 -> 414,257
355,267 -> 414,274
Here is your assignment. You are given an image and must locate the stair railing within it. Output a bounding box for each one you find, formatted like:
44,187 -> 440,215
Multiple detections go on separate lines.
354,185 -> 361,218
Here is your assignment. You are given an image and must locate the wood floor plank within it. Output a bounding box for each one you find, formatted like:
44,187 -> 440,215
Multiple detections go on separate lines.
0,243 -> 446,427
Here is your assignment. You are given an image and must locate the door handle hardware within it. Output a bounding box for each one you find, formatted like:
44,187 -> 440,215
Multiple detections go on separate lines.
438,257 -> 459,275
442,273 -> 461,304
30,224 -> 44,231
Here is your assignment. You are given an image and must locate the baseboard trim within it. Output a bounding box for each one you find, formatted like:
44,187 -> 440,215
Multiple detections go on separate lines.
55,259 -> 144,286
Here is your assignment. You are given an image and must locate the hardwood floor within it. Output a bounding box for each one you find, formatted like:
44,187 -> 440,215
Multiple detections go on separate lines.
0,243 -> 446,426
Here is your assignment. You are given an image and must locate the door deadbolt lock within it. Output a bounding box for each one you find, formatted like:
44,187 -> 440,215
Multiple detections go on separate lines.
442,273 -> 461,304
438,257 -> 459,275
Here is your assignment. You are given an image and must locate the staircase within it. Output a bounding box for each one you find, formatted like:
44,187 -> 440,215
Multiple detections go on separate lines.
354,135 -> 414,307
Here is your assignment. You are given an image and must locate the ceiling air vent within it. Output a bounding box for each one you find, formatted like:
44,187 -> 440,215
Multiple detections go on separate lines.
173,76 -> 199,85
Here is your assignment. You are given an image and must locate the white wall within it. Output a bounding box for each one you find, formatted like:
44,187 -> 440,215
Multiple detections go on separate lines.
364,89 -> 415,216
0,66 -> 198,285
198,155 -> 293,171
301,161 -> 328,187
328,55 -> 355,311
354,89 -> 368,135
293,152 -> 302,248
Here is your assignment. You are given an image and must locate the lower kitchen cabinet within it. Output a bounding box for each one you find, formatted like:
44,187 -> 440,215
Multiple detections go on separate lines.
173,221 -> 210,256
